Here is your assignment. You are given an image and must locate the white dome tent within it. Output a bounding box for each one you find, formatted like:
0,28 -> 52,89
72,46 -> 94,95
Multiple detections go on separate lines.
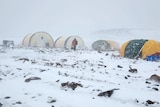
92,40 -> 120,51
22,31 -> 54,48
55,35 -> 85,49
54,36 -> 68,48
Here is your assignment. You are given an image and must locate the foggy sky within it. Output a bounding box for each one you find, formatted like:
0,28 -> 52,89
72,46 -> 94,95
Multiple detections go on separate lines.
0,0 -> 160,44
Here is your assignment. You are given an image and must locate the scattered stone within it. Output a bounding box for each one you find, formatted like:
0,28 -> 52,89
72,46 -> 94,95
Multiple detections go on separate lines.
24,93 -> 28,95
0,71 -> 6,76
61,82 -> 83,90
142,100 -> 160,106
31,59 -> 37,64
56,79 -> 60,82
127,75 -> 131,77
45,62 -> 54,66
0,102 -> 3,107
47,99 -> 56,103
137,99 -> 159,106
146,100 -> 155,105
98,50 -> 102,53
149,74 -> 160,83
99,61 -> 103,63
92,89 -> 102,92
145,81 -> 151,84
25,77 -> 41,82
135,99 -> 139,103
55,63 -> 63,67
117,65 -> 123,68
5,65 -> 8,68
4,96 -> 11,99
15,101 -> 22,104
154,84 -> 159,86
97,88 -> 119,97
58,71 -> 62,75
124,76 -> 128,79
98,64 -> 107,68
61,59 -> 67,63
11,73 -> 14,75
39,50 -> 45,53
152,87 -> 159,91
18,58 -> 29,63
64,73 -> 69,77
147,86 -> 151,88
128,66 -> 138,73
31,96 -> 36,99
16,68 -> 22,70
105,53 -> 109,56
40,69 -> 46,72
47,97 -> 56,104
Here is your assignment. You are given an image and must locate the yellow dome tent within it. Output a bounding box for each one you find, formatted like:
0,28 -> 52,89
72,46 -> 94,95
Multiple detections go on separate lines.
142,40 -> 160,59
120,39 -> 160,59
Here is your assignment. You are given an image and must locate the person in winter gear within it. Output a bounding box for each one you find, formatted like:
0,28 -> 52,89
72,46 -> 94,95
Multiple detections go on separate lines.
72,38 -> 78,50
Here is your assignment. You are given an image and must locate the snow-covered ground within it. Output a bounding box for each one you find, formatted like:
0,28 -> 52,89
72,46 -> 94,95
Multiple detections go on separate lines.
0,48 -> 160,107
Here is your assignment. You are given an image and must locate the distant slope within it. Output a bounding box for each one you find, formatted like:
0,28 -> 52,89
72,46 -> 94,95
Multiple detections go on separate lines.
89,29 -> 160,46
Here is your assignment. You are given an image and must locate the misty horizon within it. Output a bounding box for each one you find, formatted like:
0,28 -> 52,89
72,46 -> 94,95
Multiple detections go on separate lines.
0,0 -> 160,46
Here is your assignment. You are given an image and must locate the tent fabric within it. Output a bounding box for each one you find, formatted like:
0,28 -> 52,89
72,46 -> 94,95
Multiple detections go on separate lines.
92,40 -> 119,51
22,31 -> 54,47
124,39 -> 148,58
55,36 -> 85,49
119,41 -> 130,57
142,40 -> 160,59
22,34 -> 32,46
106,40 -> 120,50
92,40 -> 111,51
64,36 -> 85,49
120,39 -> 160,59
146,52 -> 160,61
54,36 -> 68,48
